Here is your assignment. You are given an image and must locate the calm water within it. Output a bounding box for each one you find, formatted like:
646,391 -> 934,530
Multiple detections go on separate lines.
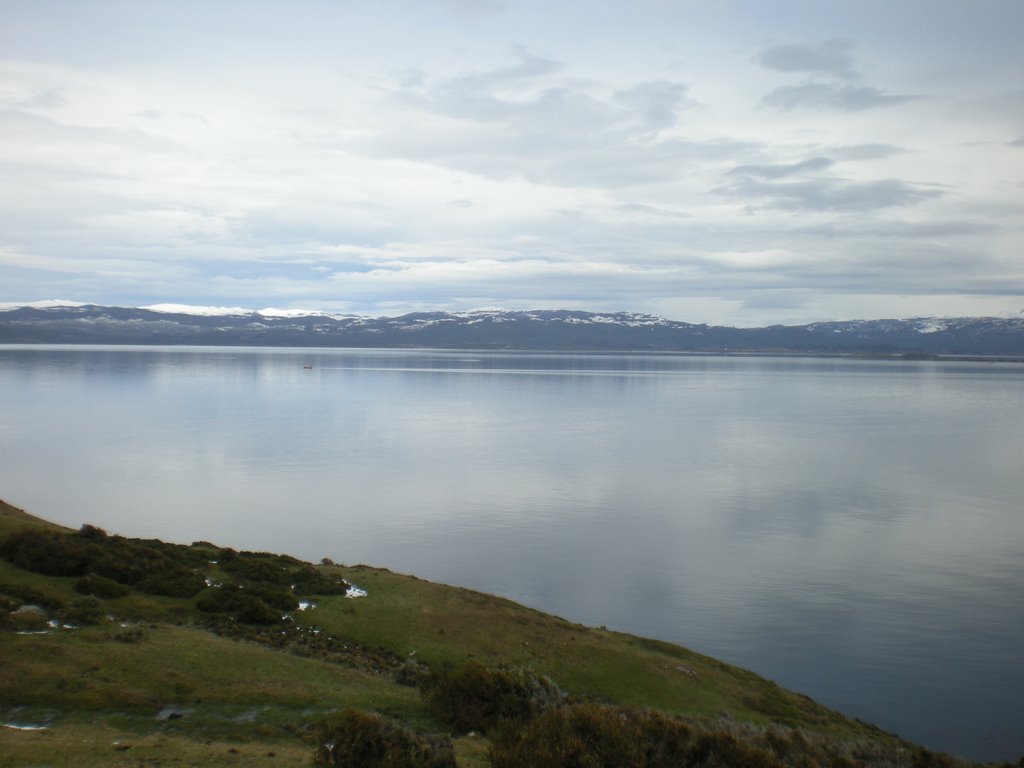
1,345 -> 1022,760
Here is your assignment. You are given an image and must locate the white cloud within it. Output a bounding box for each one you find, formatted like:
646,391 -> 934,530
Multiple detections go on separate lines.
761,82 -> 920,112
717,176 -> 943,212
728,157 -> 835,179
756,40 -> 859,80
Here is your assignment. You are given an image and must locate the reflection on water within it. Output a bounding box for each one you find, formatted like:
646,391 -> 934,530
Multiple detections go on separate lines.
1,345 -> 1022,760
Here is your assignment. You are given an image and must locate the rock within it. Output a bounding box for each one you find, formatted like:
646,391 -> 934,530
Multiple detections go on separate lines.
11,604 -> 47,618
8,605 -> 49,631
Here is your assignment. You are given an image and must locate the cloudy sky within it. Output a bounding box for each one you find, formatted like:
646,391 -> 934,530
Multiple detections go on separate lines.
1,0 -> 1022,325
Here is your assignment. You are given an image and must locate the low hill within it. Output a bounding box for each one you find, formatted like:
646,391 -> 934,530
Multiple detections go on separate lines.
3,303 -> 1024,356
0,499 -> 1000,767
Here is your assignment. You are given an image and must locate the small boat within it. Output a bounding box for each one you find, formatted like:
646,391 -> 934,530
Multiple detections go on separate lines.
303,365 -> 313,370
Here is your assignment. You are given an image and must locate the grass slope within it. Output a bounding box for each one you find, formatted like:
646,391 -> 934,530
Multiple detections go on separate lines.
0,499 -> 989,767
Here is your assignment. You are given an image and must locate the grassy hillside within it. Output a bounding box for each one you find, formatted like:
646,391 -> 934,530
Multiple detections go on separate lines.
0,499 -> 996,767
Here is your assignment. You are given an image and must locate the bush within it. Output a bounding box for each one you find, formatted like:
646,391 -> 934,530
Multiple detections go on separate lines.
291,565 -> 350,596
63,596 -> 105,625
196,586 -> 244,613
75,573 -> 130,599
222,555 -> 290,585
195,586 -> 286,624
0,530 -> 92,576
313,709 -> 455,768
488,704 -> 784,768
0,528 -> 208,593
422,660 -> 563,733
137,570 -> 206,598
79,524 -> 108,540
234,594 -> 284,625
249,584 -> 299,612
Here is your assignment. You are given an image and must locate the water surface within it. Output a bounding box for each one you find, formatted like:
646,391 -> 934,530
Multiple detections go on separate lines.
1,345 -> 1021,760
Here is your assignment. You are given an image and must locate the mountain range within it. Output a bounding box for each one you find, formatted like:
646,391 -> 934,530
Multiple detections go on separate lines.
2,302 -> 1024,357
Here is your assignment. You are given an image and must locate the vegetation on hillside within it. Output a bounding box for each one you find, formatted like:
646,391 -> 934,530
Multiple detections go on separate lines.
1,499 -> 1018,767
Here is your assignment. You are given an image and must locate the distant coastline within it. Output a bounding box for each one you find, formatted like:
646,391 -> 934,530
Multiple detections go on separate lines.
3,303 -> 1024,357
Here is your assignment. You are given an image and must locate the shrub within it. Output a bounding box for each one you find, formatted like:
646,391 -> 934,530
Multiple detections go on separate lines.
234,594 -> 284,625
220,554 -> 292,585
422,660 -> 563,733
685,731 -> 783,767
912,749 -> 961,768
313,709 -> 455,768
79,524 -> 108,540
137,571 -> 206,599
63,596 -> 105,625
291,565 -> 349,596
0,530 -> 92,576
75,573 -> 130,599
0,528 -> 208,594
488,704 -> 785,768
195,587 -> 286,624
249,584 -> 299,612
196,586 -> 246,613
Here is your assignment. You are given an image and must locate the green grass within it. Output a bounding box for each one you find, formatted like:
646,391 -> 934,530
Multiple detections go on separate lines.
1,624 -> 423,716
0,499 -> 977,766
301,565 -> 861,731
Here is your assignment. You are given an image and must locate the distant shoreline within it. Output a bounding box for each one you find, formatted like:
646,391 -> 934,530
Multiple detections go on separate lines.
3,341 -> 1024,365
3,305 -> 1024,357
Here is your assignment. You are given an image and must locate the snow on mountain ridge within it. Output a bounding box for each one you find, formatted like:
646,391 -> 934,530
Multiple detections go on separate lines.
803,316 -> 1024,334
141,303 -> 360,321
0,299 -> 90,310
3,302 -> 1022,334
143,303 -> 255,317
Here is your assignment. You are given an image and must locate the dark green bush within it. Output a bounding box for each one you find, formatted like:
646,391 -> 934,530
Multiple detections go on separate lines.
488,704 -> 785,768
79,524 -> 108,540
422,660 -> 563,733
195,586 -> 244,613
249,584 -> 299,612
63,596 -> 105,625
221,554 -> 290,585
290,565 -> 350,596
234,594 -> 284,625
137,571 -> 206,598
85,550 -> 146,584
0,528 -> 208,596
912,749 -> 961,768
685,731 -> 783,767
0,530 -> 92,576
75,573 -> 130,599
196,586 -> 289,624
313,709 -> 455,768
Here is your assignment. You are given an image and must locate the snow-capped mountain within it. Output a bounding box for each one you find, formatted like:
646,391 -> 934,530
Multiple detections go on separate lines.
1,302 -> 1023,356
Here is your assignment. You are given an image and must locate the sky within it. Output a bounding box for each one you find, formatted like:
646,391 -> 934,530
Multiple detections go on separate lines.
1,0 -> 1022,326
